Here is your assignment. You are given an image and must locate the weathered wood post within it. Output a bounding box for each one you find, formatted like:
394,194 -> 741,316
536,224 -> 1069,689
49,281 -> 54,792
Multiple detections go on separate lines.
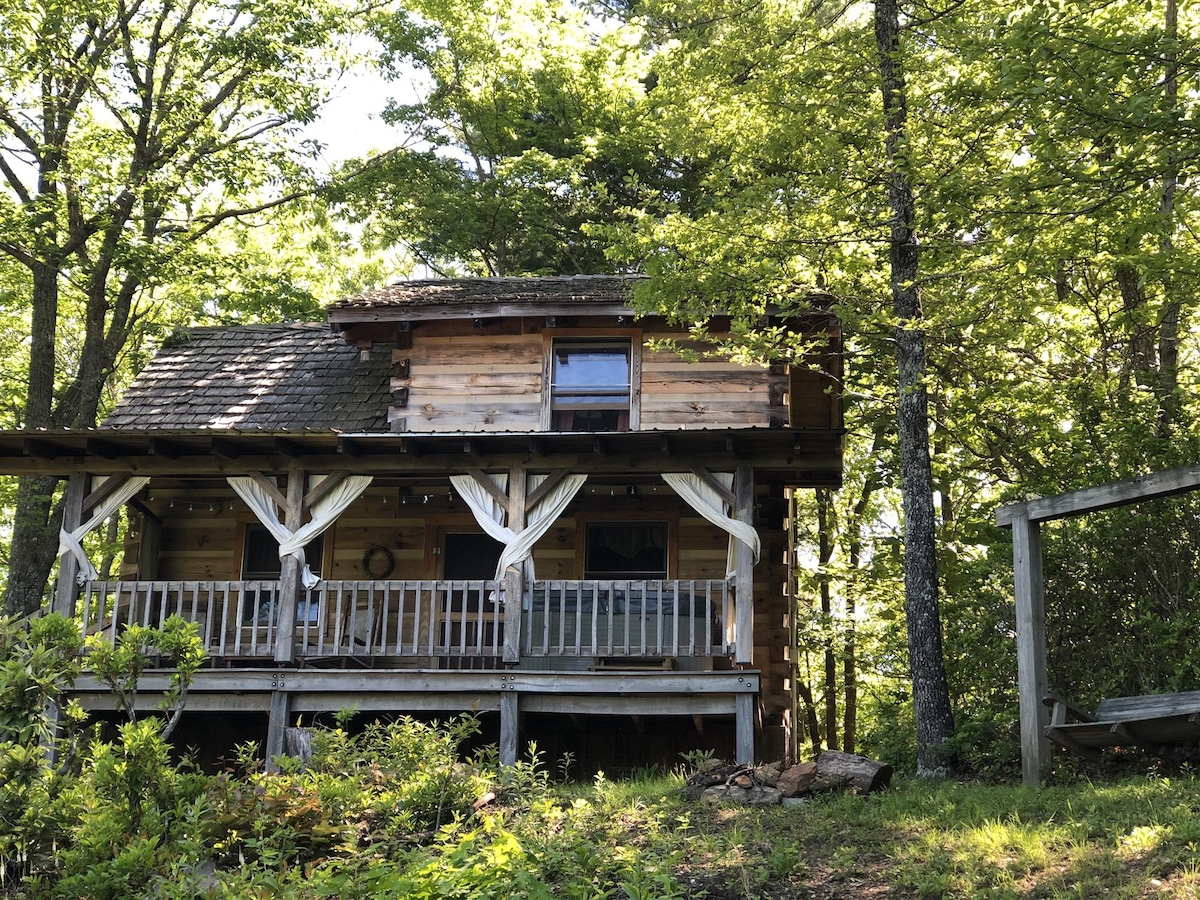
500,466 -> 527,765
52,473 -> 88,617
267,465 -> 304,770
735,465 -> 756,764
274,463 -> 304,665
1012,513 -> 1048,786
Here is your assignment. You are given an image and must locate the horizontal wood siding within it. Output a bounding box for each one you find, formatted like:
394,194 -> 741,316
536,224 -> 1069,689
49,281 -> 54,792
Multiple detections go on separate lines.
398,332 -> 543,432
389,323 -> 838,432
640,335 -> 785,430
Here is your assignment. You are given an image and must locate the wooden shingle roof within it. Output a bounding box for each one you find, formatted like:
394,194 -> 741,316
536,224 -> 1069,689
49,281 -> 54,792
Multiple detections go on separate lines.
328,274 -> 640,311
104,324 -> 392,432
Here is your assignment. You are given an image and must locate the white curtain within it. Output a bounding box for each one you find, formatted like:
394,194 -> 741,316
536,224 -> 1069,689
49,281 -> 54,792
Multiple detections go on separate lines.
451,472 -> 587,582
663,472 -> 760,578
58,475 -> 151,584
228,474 -> 373,588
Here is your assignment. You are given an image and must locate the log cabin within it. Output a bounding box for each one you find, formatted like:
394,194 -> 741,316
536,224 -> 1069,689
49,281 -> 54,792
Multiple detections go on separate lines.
0,275 -> 843,771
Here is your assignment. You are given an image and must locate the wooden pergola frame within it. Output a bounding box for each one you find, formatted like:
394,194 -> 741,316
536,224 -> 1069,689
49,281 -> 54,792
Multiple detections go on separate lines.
996,464 -> 1200,786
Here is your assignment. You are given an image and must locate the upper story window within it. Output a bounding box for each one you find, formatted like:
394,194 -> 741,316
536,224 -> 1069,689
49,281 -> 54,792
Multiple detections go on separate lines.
550,339 -> 632,432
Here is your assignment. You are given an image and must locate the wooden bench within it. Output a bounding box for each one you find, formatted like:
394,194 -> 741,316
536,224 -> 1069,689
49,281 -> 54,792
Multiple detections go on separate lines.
1044,691 -> 1200,759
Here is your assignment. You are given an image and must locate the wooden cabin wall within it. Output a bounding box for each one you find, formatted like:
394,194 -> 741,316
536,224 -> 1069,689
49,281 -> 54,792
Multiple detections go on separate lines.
639,338 -> 786,430
398,322 -> 544,432
390,320 -> 832,432
124,484 -> 739,586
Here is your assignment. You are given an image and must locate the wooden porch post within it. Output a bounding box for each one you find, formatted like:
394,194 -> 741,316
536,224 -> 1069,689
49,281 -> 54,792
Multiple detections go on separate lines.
52,473 -> 88,617
734,466 -> 756,665
736,692 -> 755,765
265,685 -> 291,772
502,465 -> 527,666
274,463 -> 304,664
1012,513 -> 1049,786
500,687 -> 520,766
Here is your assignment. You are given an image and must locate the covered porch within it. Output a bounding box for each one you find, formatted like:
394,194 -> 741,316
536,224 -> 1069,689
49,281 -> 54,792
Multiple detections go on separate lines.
6,427 -> 843,765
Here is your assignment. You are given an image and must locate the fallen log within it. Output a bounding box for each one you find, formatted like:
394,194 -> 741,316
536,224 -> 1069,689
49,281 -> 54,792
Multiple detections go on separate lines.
816,749 -> 893,793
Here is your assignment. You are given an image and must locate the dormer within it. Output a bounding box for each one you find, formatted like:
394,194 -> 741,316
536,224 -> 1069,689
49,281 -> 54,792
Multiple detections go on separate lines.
325,274 -> 841,437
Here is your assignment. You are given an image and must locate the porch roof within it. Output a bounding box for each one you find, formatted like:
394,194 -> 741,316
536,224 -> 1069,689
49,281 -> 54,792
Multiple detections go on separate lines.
0,426 -> 844,485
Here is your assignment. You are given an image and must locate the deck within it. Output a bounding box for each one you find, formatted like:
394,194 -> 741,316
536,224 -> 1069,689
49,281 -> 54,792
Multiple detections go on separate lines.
73,576 -> 754,764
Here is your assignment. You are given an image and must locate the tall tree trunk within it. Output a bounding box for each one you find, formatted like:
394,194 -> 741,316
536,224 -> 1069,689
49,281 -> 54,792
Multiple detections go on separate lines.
1156,0 -> 1180,439
5,476 -> 63,616
874,0 -> 955,776
4,260 -> 64,616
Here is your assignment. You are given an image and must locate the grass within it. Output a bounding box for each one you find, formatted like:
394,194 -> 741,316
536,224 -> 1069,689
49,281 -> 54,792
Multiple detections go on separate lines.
559,771 -> 1200,898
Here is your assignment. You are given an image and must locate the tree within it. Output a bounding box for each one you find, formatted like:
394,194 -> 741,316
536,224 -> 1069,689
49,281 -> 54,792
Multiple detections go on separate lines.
336,0 -> 660,276
873,0 -> 955,776
0,0 -> 358,615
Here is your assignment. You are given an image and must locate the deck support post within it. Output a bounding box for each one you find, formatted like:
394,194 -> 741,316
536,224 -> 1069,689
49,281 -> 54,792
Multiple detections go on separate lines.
736,692 -> 755,765
500,687 -> 520,765
734,466 -> 755,665
1012,513 -> 1049,786
265,688 -> 291,772
274,464 -> 304,664
53,473 -> 88,617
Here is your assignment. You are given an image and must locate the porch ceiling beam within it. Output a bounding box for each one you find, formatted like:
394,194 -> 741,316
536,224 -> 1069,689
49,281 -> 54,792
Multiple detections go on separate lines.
304,469 -> 351,509
690,467 -> 737,506
21,437 -> 67,459
210,437 -> 241,460
84,437 -> 123,459
273,437 -> 304,458
247,472 -> 288,515
83,474 -> 136,517
524,469 -> 570,513
0,450 -> 843,480
148,438 -> 182,459
70,668 -> 762,696
466,467 -> 509,508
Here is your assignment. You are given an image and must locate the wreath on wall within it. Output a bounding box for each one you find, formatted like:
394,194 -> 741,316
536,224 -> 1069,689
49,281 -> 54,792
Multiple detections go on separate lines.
361,543 -> 396,579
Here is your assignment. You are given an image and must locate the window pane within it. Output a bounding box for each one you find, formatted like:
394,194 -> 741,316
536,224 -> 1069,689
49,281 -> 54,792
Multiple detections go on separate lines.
585,522 -> 667,578
444,532 -> 503,579
241,524 -> 322,579
553,344 -> 629,400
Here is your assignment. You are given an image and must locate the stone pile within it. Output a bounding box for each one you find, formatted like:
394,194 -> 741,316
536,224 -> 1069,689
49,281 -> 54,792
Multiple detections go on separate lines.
682,750 -> 893,807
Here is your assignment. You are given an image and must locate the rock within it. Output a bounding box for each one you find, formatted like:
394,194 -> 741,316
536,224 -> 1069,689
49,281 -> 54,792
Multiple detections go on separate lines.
731,785 -> 783,806
732,774 -> 754,789
754,762 -> 783,786
809,773 -> 852,794
701,783 -> 782,806
776,761 -> 818,797
781,796 -> 810,809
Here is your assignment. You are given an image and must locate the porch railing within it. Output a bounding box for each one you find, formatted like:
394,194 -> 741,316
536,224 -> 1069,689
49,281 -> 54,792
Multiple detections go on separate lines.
524,579 -> 729,658
77,577 -> 731,663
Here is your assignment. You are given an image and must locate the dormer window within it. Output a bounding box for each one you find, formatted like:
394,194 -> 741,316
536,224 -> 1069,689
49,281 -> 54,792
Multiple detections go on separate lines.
550,339 -> 632,432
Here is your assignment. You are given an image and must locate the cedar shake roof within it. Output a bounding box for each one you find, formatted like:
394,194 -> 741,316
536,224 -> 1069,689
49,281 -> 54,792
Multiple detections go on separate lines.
328,274 -> 640,310
104,324 -> 392,432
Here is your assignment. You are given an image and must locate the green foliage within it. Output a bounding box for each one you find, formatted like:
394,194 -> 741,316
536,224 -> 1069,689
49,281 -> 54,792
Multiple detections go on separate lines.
337,0 -> 659,276
86,615 -> 206,739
